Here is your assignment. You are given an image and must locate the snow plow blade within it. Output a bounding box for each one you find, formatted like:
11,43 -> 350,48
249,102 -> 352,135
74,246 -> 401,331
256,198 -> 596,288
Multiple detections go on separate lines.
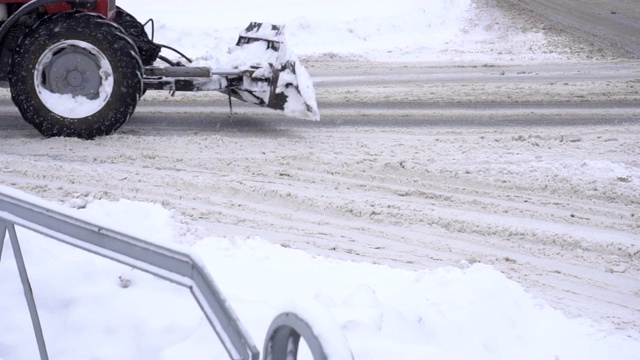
190,22 -> 320,121
222,22 -> 319,120
144,22 -> 319,121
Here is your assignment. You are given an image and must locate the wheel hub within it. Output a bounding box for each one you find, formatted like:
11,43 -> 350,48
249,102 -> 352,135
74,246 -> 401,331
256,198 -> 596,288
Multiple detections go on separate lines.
66,69 -> 84,87
33,39 -> 115,119
44,46 -> 102,99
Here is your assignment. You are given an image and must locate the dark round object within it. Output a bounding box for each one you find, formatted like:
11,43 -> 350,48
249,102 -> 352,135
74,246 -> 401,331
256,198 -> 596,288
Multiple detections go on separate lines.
9,11 -> 143,139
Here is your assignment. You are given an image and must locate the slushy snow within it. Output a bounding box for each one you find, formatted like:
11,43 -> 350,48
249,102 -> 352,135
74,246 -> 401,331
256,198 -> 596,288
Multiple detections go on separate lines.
1,1 -> 639,359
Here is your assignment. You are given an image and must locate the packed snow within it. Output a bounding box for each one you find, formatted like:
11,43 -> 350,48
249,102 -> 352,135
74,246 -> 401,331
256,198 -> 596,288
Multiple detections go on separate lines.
1,0 -> 639,360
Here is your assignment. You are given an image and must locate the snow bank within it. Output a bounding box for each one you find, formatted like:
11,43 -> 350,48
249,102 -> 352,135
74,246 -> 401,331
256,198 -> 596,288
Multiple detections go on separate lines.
1,198 -> 638,359
118,0 -> 567,63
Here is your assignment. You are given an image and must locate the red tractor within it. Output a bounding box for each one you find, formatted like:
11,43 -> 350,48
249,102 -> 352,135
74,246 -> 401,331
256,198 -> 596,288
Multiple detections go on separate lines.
0,0 -> 318,139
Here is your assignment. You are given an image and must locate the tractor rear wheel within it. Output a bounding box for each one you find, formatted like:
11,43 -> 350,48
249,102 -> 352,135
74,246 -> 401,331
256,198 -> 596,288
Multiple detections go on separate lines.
9,11 -> 143,139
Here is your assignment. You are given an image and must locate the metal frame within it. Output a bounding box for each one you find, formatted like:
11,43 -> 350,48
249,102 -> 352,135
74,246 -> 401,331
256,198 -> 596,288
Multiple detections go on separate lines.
0,188 -> 259,360
264,313 -> 329,360
0,187 -> 344,360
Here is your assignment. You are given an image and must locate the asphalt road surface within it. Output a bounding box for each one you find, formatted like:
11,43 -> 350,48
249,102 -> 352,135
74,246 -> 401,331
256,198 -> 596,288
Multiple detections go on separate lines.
501,0 -> 640,58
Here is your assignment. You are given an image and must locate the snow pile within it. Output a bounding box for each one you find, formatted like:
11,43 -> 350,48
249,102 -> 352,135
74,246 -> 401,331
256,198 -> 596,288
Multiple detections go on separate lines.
1,194 -> 638,359
118,0 -> 565,63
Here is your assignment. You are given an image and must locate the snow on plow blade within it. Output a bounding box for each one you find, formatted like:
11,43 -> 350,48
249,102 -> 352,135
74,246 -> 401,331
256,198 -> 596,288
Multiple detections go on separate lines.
204,22 -> 319,121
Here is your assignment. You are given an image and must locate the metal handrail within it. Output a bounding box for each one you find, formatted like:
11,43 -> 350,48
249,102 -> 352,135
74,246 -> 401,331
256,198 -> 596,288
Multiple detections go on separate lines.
0,187 -> 259,360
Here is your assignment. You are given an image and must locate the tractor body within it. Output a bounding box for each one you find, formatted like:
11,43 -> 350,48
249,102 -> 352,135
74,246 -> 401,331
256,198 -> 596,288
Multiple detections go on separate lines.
0,0 -> 318,139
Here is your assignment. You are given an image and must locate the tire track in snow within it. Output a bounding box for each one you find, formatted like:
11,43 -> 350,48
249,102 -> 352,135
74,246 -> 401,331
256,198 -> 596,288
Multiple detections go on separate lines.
0,60 -> 639,336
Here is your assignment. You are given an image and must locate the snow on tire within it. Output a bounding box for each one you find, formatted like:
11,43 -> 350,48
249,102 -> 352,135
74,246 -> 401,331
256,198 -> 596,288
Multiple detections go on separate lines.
9,11 -> 143,139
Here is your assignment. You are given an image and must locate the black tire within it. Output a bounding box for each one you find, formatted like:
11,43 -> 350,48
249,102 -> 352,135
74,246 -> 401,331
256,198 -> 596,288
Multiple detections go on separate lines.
114,6 -> 161,67
9,11 -> 143,139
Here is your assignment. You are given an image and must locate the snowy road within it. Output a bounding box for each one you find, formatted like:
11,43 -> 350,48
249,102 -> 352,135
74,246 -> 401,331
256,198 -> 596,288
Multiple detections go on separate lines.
503,0 -> 640,57
1,0 -> 640,345
0,58 -> 639,337
2,1 -> 640,359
